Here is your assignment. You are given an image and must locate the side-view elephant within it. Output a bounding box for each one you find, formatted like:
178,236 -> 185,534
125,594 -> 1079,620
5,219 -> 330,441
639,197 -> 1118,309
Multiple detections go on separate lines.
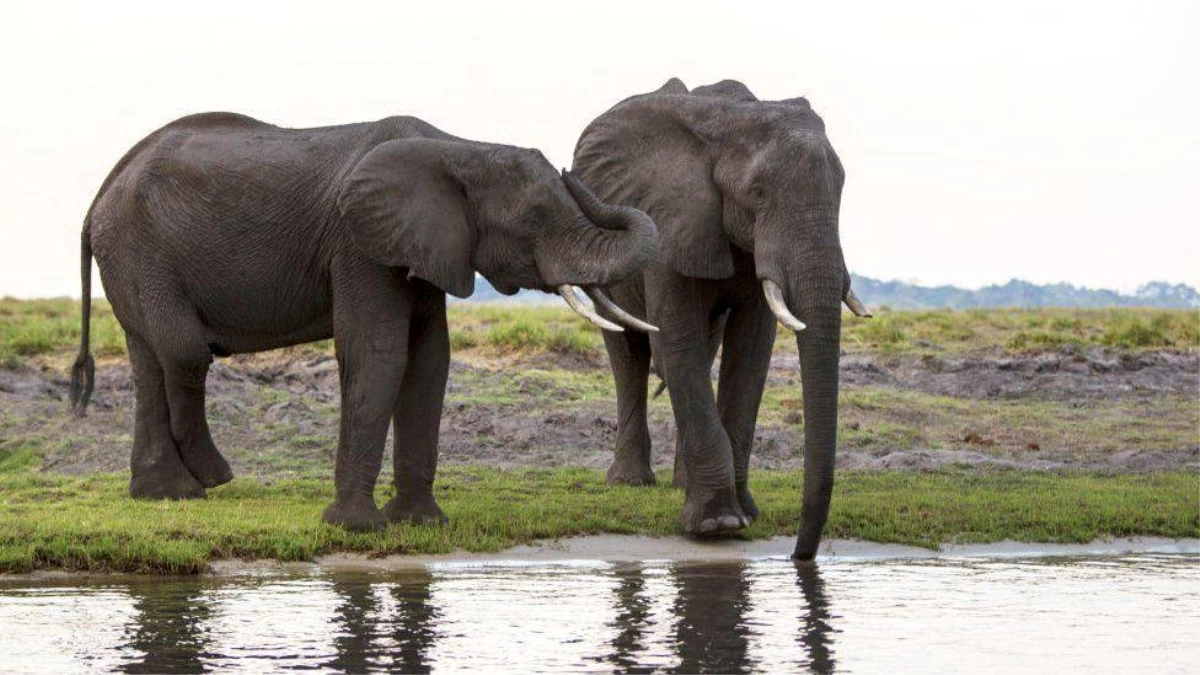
69,112 -> 659,531
572,79 -> 870,558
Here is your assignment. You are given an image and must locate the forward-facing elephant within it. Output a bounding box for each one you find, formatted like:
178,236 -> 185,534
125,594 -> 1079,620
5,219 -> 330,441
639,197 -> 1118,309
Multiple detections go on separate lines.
572,79 -> 870,558
70,112 -> 658,531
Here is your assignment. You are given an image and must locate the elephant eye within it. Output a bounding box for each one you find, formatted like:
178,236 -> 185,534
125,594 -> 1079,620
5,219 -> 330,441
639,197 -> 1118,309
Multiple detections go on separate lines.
748,184 -> 765,204
523,208 -> 547,229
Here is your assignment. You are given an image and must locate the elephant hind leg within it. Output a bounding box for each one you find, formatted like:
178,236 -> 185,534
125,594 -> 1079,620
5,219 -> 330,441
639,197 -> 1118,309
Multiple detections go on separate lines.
603,329 -> 656,486
126,332 -> 206,500
149,302 -> 233,489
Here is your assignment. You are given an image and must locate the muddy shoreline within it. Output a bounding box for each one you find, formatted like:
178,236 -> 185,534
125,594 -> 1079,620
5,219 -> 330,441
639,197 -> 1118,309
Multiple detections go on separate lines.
2,536 -> 1195,582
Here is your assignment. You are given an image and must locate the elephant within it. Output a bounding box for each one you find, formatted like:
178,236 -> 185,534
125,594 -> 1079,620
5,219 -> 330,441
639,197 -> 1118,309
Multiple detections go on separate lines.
571,79 -> 870,557
69,112 -> 659,531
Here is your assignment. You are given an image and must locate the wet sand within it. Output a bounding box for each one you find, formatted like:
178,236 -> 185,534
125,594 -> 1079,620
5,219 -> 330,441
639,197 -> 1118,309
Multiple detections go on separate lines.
4,535 -> 1194,582
213,535 -> 1199,575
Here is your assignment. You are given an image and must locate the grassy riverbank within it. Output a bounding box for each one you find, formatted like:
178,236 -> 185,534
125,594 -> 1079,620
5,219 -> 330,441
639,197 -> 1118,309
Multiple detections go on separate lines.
0,461 -> 1195,574
0,299 -> 1196,574
2,298 -> 1198,364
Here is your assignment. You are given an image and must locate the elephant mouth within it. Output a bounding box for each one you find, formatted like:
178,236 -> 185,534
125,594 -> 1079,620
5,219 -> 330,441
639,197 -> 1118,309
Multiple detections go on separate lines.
759,276 -> 873,328
762,279 -> 807,332
483,275 -> 522,297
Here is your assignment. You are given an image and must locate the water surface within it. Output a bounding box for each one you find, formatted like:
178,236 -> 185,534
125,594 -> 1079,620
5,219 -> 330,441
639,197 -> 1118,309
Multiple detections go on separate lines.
0,554 -> 1196,673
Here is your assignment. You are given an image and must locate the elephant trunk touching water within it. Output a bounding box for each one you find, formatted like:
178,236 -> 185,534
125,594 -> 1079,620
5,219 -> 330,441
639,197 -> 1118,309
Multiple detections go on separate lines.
753,170 -> 848,560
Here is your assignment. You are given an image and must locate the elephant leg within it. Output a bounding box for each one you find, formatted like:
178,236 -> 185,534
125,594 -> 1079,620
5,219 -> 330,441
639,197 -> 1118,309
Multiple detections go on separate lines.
322,266 -> 412,531
716,300 -> 776,523
672,307 -> 727,489
159,326 -> 233,489
603,329 -> 655,486
126,332 -> 206,500
652,296 -> 745,535
138,289 -> 233,490
384,282 -> 449,525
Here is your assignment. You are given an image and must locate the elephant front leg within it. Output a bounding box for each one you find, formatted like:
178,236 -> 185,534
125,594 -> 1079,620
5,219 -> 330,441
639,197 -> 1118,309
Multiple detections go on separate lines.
384,283 -> 450,525
716,300 -> 776,522
323,271 -> 413,531
654,325 -> 746,536
603,329 -> 656,486
323,346 -> 406,531
672,307 -> 727,489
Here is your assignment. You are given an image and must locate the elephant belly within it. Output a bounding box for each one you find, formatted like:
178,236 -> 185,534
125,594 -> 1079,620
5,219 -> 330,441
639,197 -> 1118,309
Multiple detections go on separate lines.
172,243 -> 337,354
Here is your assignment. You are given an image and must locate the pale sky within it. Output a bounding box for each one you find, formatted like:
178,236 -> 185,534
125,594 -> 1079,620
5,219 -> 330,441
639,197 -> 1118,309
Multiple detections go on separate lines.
2,0 -> 1196,298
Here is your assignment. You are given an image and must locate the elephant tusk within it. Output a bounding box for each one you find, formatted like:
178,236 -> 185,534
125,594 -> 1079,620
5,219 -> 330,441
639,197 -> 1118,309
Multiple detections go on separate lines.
558,285 -> 625,332
584,287 -> 659,333
762,280 -> 807,332
844,288 -> 873,317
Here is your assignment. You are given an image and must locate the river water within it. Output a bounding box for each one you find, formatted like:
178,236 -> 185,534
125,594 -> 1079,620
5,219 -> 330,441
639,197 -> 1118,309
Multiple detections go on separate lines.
0,553 -> 1196,673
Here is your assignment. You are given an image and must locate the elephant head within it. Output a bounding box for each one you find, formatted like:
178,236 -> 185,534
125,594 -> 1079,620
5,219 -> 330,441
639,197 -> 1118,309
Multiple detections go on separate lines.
573,78 -> 870,559
337,138 -> 659,330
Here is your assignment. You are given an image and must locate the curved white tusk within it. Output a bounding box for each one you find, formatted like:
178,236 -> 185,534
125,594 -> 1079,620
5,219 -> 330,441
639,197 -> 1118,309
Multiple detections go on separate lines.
762,280 -> 806,332
584,288 -> 659,333
558,285 -> 624,332
844,289 -> 872,317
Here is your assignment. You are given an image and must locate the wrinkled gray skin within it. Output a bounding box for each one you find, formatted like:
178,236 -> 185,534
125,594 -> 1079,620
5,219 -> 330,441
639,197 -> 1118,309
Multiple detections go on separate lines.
70,113 -> 658,531
573,79 -> 863,558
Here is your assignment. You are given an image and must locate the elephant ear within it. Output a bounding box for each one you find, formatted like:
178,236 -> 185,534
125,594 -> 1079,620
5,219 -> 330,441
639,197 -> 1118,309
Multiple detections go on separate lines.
337,139 -> 476,298
573,92 -> 733,280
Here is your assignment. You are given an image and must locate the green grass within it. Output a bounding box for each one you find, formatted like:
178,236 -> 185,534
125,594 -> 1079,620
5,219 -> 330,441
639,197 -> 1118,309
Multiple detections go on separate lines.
840,307 -> 1199,353
0,297 -> 126,361
0,467 -> 1194,574
4,298 -> 1196,362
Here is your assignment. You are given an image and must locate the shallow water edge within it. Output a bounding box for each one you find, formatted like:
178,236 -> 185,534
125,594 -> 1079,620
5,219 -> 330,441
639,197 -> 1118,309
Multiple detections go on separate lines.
6,535 -> 1196,581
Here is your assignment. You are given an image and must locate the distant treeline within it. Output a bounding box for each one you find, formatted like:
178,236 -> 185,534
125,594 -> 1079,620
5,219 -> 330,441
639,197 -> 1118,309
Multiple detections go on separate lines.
461,275 -> 1200,310
848,277 -> 1200,310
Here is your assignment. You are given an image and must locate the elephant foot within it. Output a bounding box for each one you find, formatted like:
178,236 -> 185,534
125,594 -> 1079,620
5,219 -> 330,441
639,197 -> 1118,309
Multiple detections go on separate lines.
180,439 -> 234,489
129,462 -> 207,500
383,493 -> 448,526
682,486 -> 749,537
322,497 -> 387,532
737,483 -> 760,523
605,457 -> 656,486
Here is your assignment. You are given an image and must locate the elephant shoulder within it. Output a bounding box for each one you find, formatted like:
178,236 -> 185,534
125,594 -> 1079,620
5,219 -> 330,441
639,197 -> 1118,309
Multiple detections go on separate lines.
364,116 -> 458,146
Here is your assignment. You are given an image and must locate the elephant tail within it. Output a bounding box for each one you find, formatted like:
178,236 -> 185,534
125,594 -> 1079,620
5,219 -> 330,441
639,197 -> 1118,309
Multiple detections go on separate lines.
652,379 -> 667,399
69,226 -> 95,417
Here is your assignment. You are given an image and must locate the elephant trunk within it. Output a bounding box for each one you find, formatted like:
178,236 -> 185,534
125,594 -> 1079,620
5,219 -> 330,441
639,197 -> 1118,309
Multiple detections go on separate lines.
537,171 -> 659,289
756,207 -> 844,561
793,300 -> 841,560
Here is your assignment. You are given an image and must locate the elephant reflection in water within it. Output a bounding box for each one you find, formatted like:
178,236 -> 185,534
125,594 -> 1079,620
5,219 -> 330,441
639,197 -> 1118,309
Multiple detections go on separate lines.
324,572 -> 438,673
119,582 -> 213,674
116,564 -> 830,672
671,562 -> 753,674
795,562 -> 835,674
600,561 -> 835,673
601,563 -> 656,671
